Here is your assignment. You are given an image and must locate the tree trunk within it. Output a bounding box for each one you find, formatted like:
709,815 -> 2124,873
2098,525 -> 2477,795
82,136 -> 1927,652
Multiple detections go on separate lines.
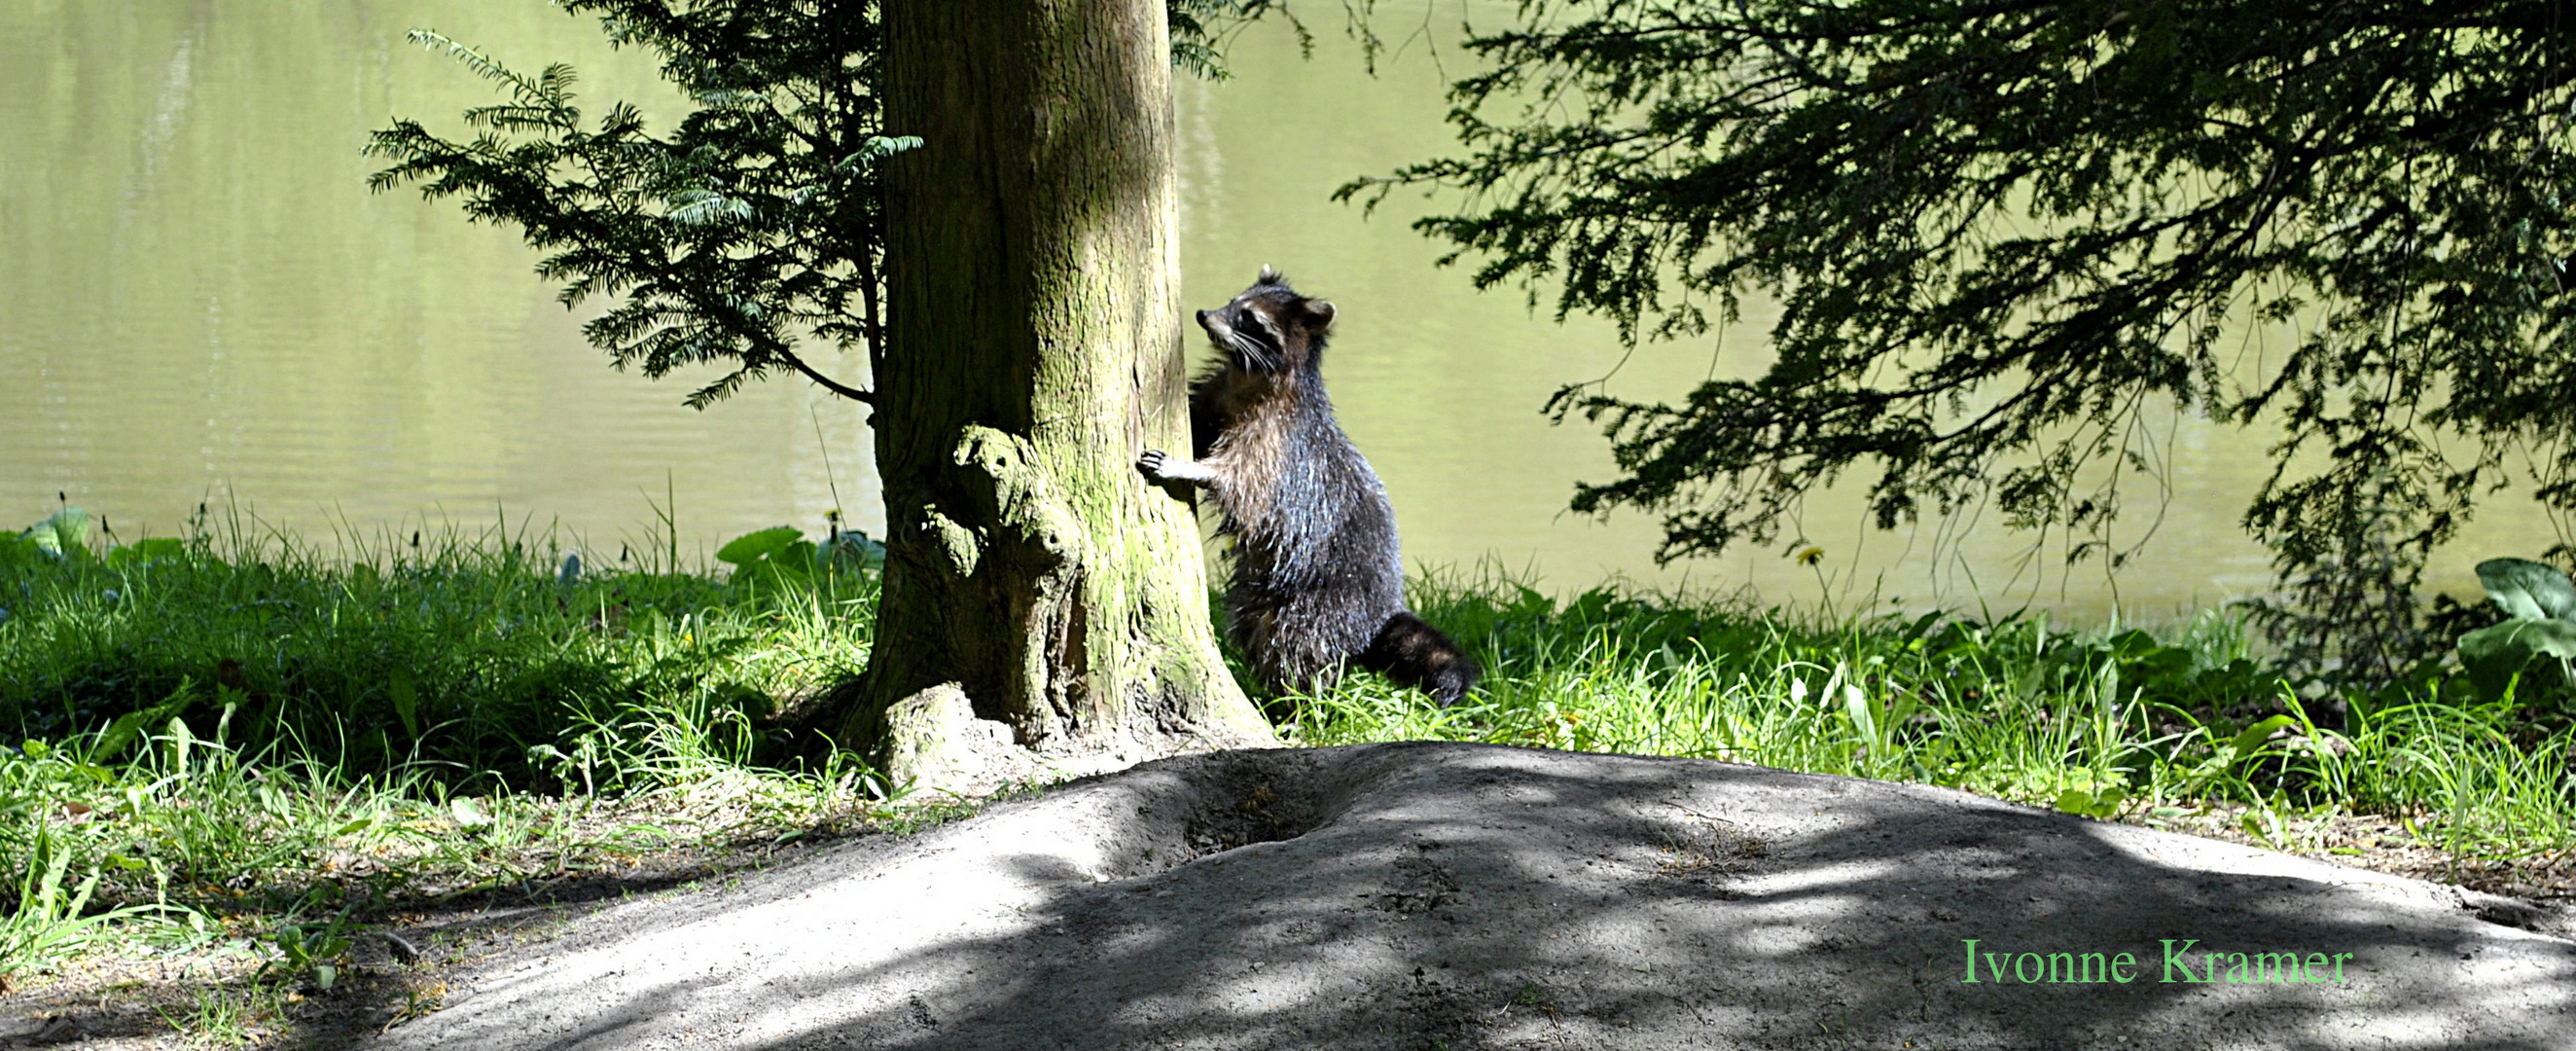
844,0 -> 1270,783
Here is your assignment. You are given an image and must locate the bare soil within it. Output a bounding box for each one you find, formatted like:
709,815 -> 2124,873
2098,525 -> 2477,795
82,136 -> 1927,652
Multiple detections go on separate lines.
9,743 -> 2573,1050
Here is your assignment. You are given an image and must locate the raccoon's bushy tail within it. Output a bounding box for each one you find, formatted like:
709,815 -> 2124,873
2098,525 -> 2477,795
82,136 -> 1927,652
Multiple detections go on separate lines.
1357,610 -> 1481,706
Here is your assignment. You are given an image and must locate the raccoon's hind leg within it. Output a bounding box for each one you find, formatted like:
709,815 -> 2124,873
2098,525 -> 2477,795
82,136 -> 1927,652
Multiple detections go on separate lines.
1357,610 -> 1482,706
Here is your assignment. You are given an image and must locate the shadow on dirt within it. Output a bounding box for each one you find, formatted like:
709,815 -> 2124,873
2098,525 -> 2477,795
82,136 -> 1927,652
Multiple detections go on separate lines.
362,743 -> 2576,1051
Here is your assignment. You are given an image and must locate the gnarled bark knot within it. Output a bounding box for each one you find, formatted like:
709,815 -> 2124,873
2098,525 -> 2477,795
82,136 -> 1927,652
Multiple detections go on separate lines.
922,425 -> 1086,578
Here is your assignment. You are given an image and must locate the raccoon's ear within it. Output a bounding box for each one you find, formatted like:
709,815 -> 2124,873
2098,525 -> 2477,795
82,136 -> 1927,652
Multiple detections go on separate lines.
1256,264 -> 1281,285
1303,300 -> 1336,328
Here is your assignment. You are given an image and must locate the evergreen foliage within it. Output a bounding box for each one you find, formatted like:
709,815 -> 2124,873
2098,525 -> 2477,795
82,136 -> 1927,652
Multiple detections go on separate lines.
1350,0 -> 2576,683
367,0 -> 1273,410
369,1 -> 898,409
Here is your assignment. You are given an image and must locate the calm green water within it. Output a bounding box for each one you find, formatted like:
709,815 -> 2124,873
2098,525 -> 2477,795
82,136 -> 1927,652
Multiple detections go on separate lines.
0,2 -> 2554,615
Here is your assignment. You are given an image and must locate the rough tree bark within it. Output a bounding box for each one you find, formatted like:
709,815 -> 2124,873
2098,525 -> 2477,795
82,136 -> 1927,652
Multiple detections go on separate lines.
841,0 -> 1271,785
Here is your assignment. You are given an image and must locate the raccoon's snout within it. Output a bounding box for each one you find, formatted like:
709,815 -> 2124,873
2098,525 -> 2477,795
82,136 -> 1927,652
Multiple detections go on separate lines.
1197,309 -> 1237,346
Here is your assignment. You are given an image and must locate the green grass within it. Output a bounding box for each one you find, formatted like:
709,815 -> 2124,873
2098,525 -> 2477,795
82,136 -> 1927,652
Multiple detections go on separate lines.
1287,570 -> 2576,860
2,507 -> 2571,1007
0,503 -> 876,784
0,504 -> 899,994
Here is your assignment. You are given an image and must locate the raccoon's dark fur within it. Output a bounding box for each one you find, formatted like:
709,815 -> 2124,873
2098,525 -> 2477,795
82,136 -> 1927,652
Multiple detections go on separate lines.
1137,267 -> 1482,705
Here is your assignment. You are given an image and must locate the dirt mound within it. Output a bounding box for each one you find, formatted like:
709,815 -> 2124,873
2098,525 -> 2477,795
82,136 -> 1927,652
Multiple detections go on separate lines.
369,743 -> 2576,1050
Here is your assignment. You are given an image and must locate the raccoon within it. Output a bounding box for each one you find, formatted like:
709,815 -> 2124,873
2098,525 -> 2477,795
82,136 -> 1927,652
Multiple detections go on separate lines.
1137,267 -> 1481,705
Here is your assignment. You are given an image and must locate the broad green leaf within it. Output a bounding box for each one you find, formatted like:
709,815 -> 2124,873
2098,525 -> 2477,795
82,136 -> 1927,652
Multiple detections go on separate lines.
778,539 -> 819,574
2456,618 -> 2576,702
389,670 -> 420,741
91,687 -> 193,764
48,507 -> 90,556
105,537 -> 185,568
725,534 -> 829,595
1841,682 -> 1873,740
2229,714 -> 2297,762
275,925 -> 313,966
2475,558 -> 2576,622
823,529 -> 884,569
167,715 -> 192,770
449,796 -> 491,830
21,506 -> 89,561
714,526 -> 802,567
2054,785 -> 2127,818
1878,690 -> 1921,731
2462,617 -> 2576,661
1509,584 -> 1551,616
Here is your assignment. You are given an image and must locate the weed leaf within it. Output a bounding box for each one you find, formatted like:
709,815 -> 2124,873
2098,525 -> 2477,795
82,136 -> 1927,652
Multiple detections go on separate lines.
2229,714 -> 2298,763
2456,618 -> 2576,702
105,537 -> 184,569
714,526 -> 802,567
389,670 -> 421,741
20,507 -> 90,562
2474,558 -> 2576,622
91,684 -> 195,765
449,796 -> 491,830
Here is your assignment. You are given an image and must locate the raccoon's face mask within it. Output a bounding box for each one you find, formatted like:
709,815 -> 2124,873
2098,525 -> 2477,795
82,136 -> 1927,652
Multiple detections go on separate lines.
1197,267 -> 1336,372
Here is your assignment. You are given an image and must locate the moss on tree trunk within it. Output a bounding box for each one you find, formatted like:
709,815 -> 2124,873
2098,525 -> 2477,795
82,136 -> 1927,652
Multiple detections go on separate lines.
845,0 -> 1270,781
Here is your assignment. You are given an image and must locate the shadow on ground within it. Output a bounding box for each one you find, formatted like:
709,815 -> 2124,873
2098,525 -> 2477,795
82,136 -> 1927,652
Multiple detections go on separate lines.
361,743 -> 2576,1050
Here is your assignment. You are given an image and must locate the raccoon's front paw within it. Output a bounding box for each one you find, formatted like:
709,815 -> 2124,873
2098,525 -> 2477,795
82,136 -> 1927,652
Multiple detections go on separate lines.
1137,449 -> 1210,486
1136,449 -> 1174,481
